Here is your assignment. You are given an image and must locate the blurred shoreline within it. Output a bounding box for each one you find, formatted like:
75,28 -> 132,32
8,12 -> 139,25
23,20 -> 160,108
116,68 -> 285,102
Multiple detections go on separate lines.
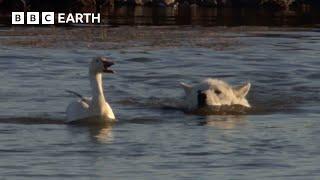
0,26 -> 318,50
1,1 -> 320,26
1,0 -> 320,12
1,6 -> 320,26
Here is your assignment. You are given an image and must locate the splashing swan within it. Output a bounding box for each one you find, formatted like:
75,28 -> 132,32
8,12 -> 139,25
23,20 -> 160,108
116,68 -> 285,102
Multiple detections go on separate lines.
66,57 -> 116,123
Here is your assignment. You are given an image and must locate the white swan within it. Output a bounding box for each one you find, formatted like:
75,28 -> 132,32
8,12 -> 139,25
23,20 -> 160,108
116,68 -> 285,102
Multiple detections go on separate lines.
66,57 -> 116,124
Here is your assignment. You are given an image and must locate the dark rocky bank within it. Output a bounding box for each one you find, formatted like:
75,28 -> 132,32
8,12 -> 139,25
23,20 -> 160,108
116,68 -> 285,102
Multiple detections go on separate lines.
0,0 -> 320,13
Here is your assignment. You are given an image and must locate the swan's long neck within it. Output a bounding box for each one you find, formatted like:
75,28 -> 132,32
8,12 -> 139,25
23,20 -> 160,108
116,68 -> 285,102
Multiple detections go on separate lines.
89,71 -> 115,120
89,69 -> 115,121
90,72 -> 105,109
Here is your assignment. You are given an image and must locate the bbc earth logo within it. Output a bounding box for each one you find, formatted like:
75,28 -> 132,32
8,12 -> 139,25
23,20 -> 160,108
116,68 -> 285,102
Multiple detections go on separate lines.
12,12 -> 101,24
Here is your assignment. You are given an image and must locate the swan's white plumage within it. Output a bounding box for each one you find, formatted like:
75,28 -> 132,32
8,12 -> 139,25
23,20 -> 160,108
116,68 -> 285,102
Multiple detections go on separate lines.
66,98 -> 115,123
66,99 -> 90,122
66,57 -> 115,123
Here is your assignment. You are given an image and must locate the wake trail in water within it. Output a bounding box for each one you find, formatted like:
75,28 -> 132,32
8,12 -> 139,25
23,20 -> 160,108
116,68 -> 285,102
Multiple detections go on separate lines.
0,117 -> 65,125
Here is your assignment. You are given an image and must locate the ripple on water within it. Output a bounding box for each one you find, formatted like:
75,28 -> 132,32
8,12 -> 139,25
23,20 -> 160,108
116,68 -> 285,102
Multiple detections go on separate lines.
0,27 -> 319,179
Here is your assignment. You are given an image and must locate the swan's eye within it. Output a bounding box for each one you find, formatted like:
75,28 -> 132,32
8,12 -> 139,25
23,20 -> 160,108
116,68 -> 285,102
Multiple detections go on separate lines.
214,89 -> 222,95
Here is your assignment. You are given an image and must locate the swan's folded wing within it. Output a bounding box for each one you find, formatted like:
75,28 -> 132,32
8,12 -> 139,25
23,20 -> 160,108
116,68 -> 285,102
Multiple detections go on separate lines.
66,90 -> 90,105
66,100 -> 90,123
81,97 -> 91,106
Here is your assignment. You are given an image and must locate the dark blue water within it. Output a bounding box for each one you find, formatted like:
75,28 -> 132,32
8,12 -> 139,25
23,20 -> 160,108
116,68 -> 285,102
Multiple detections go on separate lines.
0,26 -> 319,179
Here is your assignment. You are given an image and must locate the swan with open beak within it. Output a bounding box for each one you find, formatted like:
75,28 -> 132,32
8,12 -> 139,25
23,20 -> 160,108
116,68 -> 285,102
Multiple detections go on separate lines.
66,57 -> 116,124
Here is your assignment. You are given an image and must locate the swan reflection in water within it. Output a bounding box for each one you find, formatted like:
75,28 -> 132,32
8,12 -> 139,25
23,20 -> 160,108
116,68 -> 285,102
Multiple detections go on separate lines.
69,116 -> 115,143
90,125 -> 114,143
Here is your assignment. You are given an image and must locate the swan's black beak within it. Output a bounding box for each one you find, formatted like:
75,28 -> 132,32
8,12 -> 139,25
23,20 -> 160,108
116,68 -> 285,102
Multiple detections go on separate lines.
102,60 -> 115,73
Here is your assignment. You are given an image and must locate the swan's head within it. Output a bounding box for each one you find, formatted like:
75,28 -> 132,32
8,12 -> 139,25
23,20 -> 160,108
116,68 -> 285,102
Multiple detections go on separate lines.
90,57 -> 115,74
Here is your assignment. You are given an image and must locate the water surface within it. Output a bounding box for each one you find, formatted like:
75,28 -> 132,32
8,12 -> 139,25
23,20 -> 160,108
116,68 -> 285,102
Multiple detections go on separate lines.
0,26 -> 319,179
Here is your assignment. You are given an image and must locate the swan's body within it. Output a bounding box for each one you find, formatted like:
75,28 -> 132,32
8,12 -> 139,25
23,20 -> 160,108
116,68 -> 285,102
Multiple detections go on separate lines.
66,57 -> 115,124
